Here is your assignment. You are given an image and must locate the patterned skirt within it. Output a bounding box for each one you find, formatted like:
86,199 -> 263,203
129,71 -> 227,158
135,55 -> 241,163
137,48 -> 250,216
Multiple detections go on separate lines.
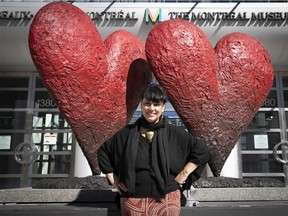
120,190 -> 181,216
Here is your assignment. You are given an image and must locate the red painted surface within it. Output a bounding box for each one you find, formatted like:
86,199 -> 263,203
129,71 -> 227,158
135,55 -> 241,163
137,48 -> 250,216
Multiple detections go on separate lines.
29,2 -> 152,174
146,19 -> 274,176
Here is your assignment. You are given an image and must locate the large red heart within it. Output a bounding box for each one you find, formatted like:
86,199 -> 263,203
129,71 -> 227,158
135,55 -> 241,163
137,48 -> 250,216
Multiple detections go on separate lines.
29,2 -> 152,174
146,19 -> 274,176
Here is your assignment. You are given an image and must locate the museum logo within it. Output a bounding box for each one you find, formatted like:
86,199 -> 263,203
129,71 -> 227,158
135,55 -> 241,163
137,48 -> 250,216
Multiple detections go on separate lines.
145,8 -> 162,23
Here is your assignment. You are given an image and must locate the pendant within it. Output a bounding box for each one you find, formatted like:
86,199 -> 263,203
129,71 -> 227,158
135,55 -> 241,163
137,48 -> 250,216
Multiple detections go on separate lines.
145,131 -> 154,142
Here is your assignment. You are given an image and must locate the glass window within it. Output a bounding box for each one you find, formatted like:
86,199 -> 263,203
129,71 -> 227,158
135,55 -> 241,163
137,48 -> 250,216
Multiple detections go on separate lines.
32,132 -> 72,151
0,133 -> 25,151
0,155 -> 22,175
272,77 -> 276,88
32,152 -> 71,175
167,118 -> 185,127
247,111 -> 279,129
261,90 -> 278,108
0,178 -> 20,189
0,77 -> 29,88
35,77 -> 45,88
240,132 -> 280,150
283,90 -> 288,107
0,112 -> 26,130
32,131 -> 73,175
0,73 -> 75,189
242,154 -> 283,173
34,91 -> 57,109
0,91 -> 28,108
282,76 -> 288,88
32,112 -> 70,130
284,112 -> 288,128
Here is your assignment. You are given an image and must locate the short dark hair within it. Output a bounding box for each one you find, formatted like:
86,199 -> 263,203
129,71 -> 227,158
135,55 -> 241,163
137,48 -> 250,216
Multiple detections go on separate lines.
141,84 -> 167,104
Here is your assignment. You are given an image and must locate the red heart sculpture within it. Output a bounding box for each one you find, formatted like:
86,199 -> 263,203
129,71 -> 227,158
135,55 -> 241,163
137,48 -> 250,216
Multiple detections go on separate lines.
146,19 -> 274,176
29,2 -> 152,174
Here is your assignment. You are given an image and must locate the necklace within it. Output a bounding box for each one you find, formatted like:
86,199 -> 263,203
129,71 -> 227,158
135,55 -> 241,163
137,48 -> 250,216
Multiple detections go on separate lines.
145,131 -> 154,142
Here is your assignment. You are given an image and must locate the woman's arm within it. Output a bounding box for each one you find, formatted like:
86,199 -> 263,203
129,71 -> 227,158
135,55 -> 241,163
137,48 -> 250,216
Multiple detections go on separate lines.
175,162 -> 198,185
106,173 -> 128,194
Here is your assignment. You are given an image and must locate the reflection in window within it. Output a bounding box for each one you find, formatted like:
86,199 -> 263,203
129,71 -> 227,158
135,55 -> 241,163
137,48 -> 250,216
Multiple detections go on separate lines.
283,90 -> 288,107
0,112 -> 26,130
285,112 -> 288,128
32,132 -> 72,151
0,133 -> 25,152
0,77 -> 29,88
261,90 -> 277,108
32,153 -> 71,175
282,76 -> 288,87
0,155 -> 22,175
240,132 -> 280,150
242,154 -> 283,173
0,73 -> 75,188
0,133 -> 25,178
247,111 -> 279,129
33,112 -> 70,130
0,91 -> 28,108
35,77 -> 45,88
32,132 -> 72,175
34,91 -> 57,109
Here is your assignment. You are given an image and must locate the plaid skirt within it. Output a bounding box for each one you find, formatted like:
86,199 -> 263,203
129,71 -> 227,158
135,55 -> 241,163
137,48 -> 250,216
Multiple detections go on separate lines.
120,190 -> 181,216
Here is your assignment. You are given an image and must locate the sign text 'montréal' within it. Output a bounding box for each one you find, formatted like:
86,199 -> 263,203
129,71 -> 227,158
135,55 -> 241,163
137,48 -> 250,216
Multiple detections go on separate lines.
1,9 -> 288,24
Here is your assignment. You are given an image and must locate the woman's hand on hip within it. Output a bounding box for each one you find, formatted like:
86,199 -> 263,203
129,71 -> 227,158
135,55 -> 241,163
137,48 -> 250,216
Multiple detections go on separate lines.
175,162 -> 198,187
106,173 -> 128,194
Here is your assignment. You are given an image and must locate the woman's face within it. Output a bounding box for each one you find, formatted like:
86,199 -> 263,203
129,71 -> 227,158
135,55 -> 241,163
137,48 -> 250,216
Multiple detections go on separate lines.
141,98 -> 165,124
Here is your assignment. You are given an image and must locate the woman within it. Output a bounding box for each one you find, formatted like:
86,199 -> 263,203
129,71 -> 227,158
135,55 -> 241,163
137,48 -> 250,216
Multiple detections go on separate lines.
97,84 -> 210,216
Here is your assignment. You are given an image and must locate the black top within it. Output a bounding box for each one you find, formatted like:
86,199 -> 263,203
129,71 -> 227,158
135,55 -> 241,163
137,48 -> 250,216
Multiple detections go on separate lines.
134,135 -> 179,197
97,117 -> 210,198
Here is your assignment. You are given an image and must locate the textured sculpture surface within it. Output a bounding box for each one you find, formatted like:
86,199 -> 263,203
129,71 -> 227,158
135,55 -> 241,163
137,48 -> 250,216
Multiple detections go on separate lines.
146,19 -> 274,176
29,2 -> 152,173
29,3 -> 274,176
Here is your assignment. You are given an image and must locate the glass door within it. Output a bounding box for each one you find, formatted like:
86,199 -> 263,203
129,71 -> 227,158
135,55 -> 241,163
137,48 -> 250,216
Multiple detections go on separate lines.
0,72 -> 76,189
240,72 -> 288,185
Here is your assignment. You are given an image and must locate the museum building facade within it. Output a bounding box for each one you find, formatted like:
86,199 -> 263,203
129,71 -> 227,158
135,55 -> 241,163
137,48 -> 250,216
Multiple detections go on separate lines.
0,0 -> 288,188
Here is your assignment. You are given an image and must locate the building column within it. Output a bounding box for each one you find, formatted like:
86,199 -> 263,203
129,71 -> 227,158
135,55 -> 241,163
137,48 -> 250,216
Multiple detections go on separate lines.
73,143 -> 92,177
220,142 -> 241,178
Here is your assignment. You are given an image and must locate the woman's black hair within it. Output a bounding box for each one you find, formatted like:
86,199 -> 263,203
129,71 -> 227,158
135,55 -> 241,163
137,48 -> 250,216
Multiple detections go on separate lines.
141,84 -> 167,103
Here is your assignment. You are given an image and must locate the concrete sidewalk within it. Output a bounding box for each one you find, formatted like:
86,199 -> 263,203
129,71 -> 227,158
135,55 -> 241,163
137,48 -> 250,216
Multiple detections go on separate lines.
1,187 -> 288,203
1,188 -> 288,216
0,201 -> 288,216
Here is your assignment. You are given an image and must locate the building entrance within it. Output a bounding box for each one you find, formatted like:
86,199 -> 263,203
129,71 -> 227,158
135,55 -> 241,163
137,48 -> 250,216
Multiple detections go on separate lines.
0,71 -> 287,188
240,72 -> 288,185
0,72 -> 75,188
